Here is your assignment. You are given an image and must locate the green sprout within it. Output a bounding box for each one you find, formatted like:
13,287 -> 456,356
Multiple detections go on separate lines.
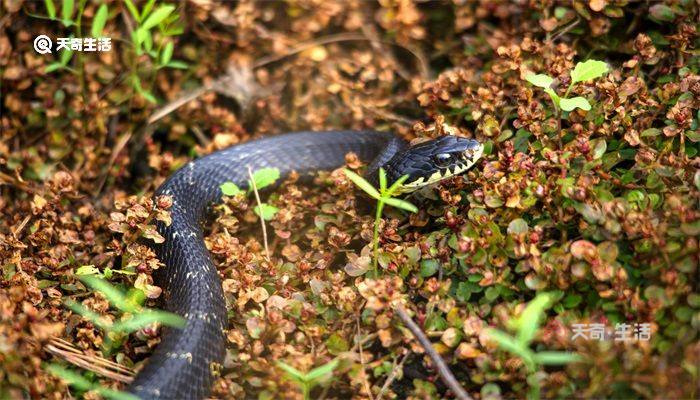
276,359 -> 339,400
45,364 -> 138,400
485,293 -> 582,400
525,59 -> 609,145
66,275 -> 185,354
526,59 -> 609,113
220,167 -> 281,221
344,168 -> 418,275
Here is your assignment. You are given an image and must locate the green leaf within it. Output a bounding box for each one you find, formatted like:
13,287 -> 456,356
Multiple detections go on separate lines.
305,359 -> 339,383
420,259 -> 439,277
590,138 -> 607,159
45,0 -> 56,18
641,128 -> 661,137
111,310 -> 186,332
486,329 -> 535,371
133,28 -> 147,47
123,0 -> 140,22
525,73 -> 554,89
61,0 -> 74,25
165,60 -> 188,69
254,204 -> 279,221
91,4 -> 109,38
559,96 -> 591,111
46,364 -> 93,392
160,41 -> 174,65
220,181 -> 243,196
141,0 -> 157,21
141,5 -> 175,31
79,275 -> 133,312
515,293 -> 553,345
250,167 -> 280,190
532,351 -> 582,365
570,60 -> 609,84
378,168 -> 387,191
507,218 -> 528,235
65,300 -> 110,330
140,90 -> 157,104
543,88 -> 561,107
344,169 -> 380,199
383,197 -> 418,213
45,62 -> 64,73
59,48 -> 73,66
649,4 -> 676,22
385,173 -> 410,197
325,333 -> 349,355
276,361 -> 306,383
75,265 -> 100,276
47,364 -> 139,400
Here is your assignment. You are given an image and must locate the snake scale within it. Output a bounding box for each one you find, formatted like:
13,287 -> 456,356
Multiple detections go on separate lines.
128,130 -> 483,399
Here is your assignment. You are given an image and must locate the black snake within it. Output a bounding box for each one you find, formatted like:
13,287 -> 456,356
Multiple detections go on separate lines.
128,130 -> 483,399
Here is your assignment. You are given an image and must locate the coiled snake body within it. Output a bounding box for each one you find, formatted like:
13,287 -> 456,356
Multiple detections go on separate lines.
128,130 -> 483,399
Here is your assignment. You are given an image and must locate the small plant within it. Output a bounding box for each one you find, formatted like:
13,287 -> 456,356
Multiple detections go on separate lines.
485,293 -> 582,400
526,59 -> 609,113
46,364 -> 137,400
66,275 -> 185,354
220,167 -> 281,221
526,59 -> 609,146
344,168 -> 418,274
122,0 -> 187,103
276,359 -> 339,400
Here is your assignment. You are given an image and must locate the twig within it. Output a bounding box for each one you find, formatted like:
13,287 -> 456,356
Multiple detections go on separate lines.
356,315 -> 375,400
394,305 -> 472,400
93,131 -> 132,197
549,18 -> 581,43
247,165 -> 270,260
376,352 -> 408,400
46,338 -> 135,383
191,125 -> 211,147
148,32 -> 429,124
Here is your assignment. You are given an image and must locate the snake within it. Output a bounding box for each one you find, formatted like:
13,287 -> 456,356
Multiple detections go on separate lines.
128,130 -> 483,399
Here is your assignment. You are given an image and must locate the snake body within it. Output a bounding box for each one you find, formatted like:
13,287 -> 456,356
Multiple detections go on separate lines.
128,130 -> 482,399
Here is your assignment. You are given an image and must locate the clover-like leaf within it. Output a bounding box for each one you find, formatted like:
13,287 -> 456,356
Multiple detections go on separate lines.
559,96 -> 591,111
525,73 -> 554,89
570,60 -> 609,84
220,181 -> 243,196
254,204 -> 279,221
250,168 -> 280,190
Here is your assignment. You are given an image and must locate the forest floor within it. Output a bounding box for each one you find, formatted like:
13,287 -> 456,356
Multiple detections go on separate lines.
1,1 -> 698,399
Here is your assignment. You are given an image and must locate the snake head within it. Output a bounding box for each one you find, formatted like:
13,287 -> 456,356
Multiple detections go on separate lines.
385,136 -> 483,194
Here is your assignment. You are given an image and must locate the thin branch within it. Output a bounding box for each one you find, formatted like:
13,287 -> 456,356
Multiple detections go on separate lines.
376,352 -> 408,400
247,165 -> 270,260
394,305 -> 472,400
46,338 -> 135,384
356,315 -> 375,400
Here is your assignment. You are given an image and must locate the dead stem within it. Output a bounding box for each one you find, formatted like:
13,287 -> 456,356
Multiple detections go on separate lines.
376,352 -> 408,400
46,338 -> 135,384
394,305 -> 472,400
247,165 -> 270,260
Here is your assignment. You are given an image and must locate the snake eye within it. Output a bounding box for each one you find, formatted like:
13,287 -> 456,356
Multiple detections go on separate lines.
433,153 -> 453,168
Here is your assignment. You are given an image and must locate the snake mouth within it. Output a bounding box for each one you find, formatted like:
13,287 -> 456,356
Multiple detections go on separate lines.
462,143 -> 484,168
392,138 -> 484,193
